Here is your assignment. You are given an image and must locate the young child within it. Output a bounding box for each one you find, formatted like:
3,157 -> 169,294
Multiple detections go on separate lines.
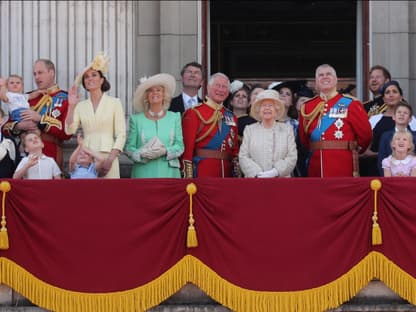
69,133 -> 104,179
0,107 -> 18,178
0,75 -> 44,122
377,102 -> 416,175
382,130 -> 416,177
13,131 -> 61,179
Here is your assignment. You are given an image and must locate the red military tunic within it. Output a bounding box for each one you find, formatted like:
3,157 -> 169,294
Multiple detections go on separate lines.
299,92 -> 372,177
182,97 -> 239,177
3,85 -> 72,168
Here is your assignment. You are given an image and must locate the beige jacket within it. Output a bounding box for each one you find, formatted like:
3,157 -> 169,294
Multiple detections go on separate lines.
239,122 -> 297,177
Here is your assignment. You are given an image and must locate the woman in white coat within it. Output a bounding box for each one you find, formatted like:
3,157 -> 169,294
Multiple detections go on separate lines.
239,89 -> 297,178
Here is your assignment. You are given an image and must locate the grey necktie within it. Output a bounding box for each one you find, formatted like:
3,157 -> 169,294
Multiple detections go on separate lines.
187,98 -> 195,109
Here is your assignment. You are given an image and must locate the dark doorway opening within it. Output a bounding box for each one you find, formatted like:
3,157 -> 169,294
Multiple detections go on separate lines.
210,0 -> 357,87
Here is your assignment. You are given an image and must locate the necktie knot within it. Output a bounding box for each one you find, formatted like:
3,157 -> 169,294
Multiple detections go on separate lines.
187,98 -> 196,109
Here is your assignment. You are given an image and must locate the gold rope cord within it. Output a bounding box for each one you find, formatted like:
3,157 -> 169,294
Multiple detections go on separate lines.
31,94 -> 53,113
370,179 -> 382,245
194,109 -> 223,143
300,101 -> 325,134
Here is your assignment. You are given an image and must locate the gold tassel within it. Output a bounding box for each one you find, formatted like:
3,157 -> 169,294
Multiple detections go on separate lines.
186,183 -> 198,248
370,179 -> 382,245
0,181 -> 11,250
372,223 -> 382,245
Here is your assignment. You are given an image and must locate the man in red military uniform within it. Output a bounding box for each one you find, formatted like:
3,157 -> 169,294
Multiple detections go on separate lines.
182,72 -> 239,178
299,64 -> 372,177
3,59 -> 72,169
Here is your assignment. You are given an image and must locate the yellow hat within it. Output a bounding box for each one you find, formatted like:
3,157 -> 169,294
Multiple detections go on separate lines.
74,52 -> 110,86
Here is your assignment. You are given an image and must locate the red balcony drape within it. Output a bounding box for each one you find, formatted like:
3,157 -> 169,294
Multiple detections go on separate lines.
0,177 -> 415,311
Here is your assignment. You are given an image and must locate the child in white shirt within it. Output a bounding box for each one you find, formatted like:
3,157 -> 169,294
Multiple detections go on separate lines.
0,75 -> 44,122
13,131 -> 61,179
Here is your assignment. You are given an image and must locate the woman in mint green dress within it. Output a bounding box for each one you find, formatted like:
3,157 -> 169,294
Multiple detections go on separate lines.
125,73 -> 184,178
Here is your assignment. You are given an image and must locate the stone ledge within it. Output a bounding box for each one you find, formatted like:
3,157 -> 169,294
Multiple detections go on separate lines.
329,304 -> 416,312
1,281 -> 416,311
148,306 -> 230,312
0,309 -> 47,312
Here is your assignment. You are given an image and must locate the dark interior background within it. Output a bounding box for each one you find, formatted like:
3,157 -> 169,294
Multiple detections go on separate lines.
210,0 -> 357,83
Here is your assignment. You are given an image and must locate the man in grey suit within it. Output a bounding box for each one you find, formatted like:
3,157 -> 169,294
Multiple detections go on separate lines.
169,62 -> 204,114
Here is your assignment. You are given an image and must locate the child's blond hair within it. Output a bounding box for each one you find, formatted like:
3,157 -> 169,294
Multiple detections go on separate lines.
391,130 -> 415,158
7,74 -> 24,83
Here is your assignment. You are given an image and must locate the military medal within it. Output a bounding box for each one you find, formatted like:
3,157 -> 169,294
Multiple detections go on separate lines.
53,98 -> 60,107
228,137 -> 233,148
334,130 -> 344,139
334,118 -> 344,139
334,118 -> 344,129
225,114 -> 236,126
329,105 -> 348,118
51,109 -> 61,118
230,128 -> 235,139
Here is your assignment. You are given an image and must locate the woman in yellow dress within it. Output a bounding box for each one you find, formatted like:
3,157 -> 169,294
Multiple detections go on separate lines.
65,52 -> 126,178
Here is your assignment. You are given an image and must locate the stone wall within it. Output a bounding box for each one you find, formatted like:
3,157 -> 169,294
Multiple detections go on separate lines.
0,281 -> 415,311
371,1 -> 416,108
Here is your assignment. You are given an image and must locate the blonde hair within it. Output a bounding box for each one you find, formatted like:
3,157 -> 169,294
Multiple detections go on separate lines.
7,74 -> 24,82
142,86 -> 172,112
391,130 -> 415,158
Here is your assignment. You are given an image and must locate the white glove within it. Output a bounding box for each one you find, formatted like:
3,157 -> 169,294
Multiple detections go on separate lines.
257,168 -> 278,178
151,145 -> 167,158
140,146 -> 167,160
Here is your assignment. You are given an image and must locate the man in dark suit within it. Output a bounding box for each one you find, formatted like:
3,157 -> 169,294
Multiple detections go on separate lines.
363,65 -> 391,117
169,61 -> 204,114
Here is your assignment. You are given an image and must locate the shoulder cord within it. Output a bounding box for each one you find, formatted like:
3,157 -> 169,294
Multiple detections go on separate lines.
193,108 -> 223,143
300,101 -> 325,134
31,94 -> 53,113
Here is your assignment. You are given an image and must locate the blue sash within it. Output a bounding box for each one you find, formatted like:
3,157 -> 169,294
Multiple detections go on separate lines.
193,110 -> 233,177
310,96 -> 353,142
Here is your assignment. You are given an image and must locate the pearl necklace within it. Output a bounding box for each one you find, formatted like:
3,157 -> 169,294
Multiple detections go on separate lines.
148,109 -> 164,118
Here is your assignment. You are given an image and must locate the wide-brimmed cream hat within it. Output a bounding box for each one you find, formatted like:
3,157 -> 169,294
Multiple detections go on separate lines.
74,52 -> 110,86
250,89 -> 284,121
133,73 -> 176,112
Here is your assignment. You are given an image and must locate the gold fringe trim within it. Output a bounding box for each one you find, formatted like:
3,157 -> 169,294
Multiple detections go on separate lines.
0,257 -> 189,312
189,252 -> 416,312
2,252 -> 416,311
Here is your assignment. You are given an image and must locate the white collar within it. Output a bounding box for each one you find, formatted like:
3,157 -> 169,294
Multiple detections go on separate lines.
182,93 -> 197,104
391,155 -> 413,165
395,127 -> 409,132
